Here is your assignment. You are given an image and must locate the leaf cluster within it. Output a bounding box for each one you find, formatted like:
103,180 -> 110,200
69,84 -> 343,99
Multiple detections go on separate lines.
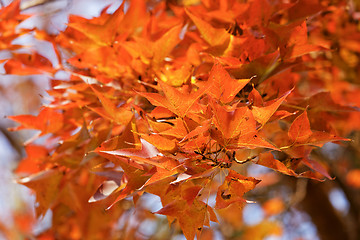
2,0 -> 360,239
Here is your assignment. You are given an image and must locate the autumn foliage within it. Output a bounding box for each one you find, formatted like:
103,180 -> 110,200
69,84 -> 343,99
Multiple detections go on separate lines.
2,0 -> 360,239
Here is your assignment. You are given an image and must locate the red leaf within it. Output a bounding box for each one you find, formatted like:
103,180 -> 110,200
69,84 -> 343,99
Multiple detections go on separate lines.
256,152 -> 327,181
288,110 -> 312,143
302,157 -> 333,180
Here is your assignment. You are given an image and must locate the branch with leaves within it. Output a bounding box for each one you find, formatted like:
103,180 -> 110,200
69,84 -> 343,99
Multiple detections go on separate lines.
2,0 -> 360,239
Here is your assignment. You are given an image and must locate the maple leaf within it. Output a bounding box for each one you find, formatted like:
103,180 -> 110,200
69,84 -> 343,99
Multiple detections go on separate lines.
0,0 -> 29,44
287,0 -> 324,21
95,117 -> 155,159
215,170 -> 260,209
17,169 -> 63,217
256,151 -> 335,181
211,100 -> 256,140
67,46 -> 132,80
4,53 -> 55,75
153,179 -> 217,240
207,59 -> 250,103
88,171 -> 124,203
307,92 -> 355,113
302,157 -> 334,180
0,0 -> 22,20
8,108 -> 64,136
286,110 -> 350,148
185,8 -> 229,46
269,21 -> 322,59
252,89 -> 292,127
88,157 -> 150,209
230,133 -> 279,150
180,119 -> 212,143
158,63 -> 193,87
152,24 -> 183,70
139,80 -> 210,118
117,0 -> 148,36
5,0 -> 359,238
288,110 -> 312,144
149,117 -> 188,139
140,134 -> 177,153
89,85 -> 133,125
144,157 -> 184,186
66,0 -> 148,46
16,145 -> 48,175
248,87 -> 264,106
305,131 -> 350,147
156,199 -> 208,240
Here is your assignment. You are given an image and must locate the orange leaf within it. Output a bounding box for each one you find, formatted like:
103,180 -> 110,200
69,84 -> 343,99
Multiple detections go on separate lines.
16,145 -> 48,174
306,131 -> 350,147
96,140 -> 159,161
230,134 -> 278,150
302,157 -> 333,180
67,3 -> 126,45
156,199 -> 209,240
97,120 -> 141,151
182,185 -> 202,205
211,100 -> 256,140
117,0 -> 148,36
153,24 -> 183,69
208,59 -> 250,103
185,8 -> 229,46
180,119 -> 211,143
9,108 -> 64,136
158,118 -> 189,139
17,169 -> 63,217
288,110 -> 312,143
140,80 -> 210,118
144,157 -> 183,186
4,59 -> 43,75
4,53 -> 54,75
252,89 -> 292,126
106,170 -> 149,210
90,85 -> 133,125
0,0 -> 22,20
155,199 -> 186,217
215,170 -> 260,209
256,152 -> 299,177
256,152 -> 327,181
141,134 -> 177,153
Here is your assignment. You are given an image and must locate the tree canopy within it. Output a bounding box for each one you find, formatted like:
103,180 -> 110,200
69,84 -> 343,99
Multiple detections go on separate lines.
1,0 -> 360,239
